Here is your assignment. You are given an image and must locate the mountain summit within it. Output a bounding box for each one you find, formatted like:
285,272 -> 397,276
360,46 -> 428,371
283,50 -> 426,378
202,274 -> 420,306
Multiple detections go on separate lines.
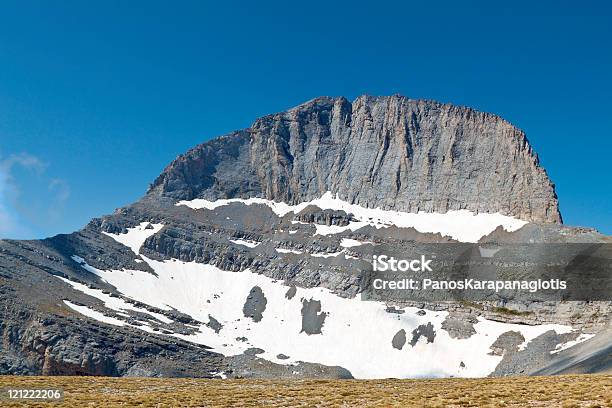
150,95 -> 561,223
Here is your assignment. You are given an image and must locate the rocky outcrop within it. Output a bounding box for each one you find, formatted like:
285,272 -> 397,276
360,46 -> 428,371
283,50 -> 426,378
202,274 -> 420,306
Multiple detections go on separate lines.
149,95 -> 561,223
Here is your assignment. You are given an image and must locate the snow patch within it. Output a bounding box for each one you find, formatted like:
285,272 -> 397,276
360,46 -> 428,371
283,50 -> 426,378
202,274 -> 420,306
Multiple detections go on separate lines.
275,248 -> 303,254
64,299 -> 160,335
311,251 -> 344,258
229,238 -> 260,248
551,333 -> 596,354
58,275 -> 174,324
211,371 -> 228,379
340,238 -> 367,248
63,301 -> 126,327
102,222 -> 164,254
314,223 -> 367,236
176,192 -> 527,242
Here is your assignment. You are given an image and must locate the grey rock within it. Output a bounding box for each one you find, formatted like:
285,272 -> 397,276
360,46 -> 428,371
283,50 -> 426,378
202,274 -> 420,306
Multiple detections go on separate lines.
392,329 -> 407,350
530,327 -> 612,375
243,348 -> 264,356
409,322 -> 436,347
243,286 -> 267,323
441,313 -> 478,339
488,331 -> 525,357
149,95 -> 561,223
206,315 -> 223,334
489,330 -> 581,376
386,306 -> 405,314
285,286 -> 297,300
228,353 -> 353,379
300,299 -> 327,335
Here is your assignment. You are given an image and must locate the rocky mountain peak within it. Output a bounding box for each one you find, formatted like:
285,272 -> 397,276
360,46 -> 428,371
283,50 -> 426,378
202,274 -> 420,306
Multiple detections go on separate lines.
149,95 -> 561,223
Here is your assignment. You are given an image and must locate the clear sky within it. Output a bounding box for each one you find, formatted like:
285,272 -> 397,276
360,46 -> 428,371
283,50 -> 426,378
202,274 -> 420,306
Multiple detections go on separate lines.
0,0 -> 610,239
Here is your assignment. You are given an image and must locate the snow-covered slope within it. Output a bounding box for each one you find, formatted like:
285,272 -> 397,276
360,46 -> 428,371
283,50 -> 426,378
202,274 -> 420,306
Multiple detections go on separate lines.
53,225 -> 597,379
62,254 -> 589,379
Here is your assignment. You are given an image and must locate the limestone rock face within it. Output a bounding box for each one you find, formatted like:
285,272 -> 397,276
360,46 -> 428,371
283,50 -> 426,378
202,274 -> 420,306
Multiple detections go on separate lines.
149,95 -> 561,223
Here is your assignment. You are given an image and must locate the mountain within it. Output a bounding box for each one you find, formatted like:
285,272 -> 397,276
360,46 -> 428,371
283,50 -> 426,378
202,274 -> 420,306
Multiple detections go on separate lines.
149,95 -> 561,223
0,95 -> 609,379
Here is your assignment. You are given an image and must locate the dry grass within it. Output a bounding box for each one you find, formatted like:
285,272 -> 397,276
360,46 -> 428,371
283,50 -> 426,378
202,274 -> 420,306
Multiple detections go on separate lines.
0,374 -> 610,407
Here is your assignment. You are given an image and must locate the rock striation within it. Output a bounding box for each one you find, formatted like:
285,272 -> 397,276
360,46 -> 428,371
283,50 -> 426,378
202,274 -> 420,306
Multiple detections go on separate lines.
149,95 -> 561,223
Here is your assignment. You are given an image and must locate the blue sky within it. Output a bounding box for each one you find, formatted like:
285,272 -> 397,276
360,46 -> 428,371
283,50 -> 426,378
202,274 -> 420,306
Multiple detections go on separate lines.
0,0 -> 610,238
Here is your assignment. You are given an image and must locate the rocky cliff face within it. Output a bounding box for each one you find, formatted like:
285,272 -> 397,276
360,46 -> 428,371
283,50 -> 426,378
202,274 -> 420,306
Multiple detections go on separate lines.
149,95 -> 561,223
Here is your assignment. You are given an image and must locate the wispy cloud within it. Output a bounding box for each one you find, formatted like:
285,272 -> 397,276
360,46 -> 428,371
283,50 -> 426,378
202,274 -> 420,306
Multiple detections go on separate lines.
48,178 -> 71,203
0,152 -> 70,239
47,178 -> 71,222
0,158 -> 30,238
0,152 -> 46,175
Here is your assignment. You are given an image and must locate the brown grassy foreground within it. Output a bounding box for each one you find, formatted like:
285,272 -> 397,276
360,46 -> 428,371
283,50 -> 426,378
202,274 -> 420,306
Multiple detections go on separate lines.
0,374 -> 610,407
